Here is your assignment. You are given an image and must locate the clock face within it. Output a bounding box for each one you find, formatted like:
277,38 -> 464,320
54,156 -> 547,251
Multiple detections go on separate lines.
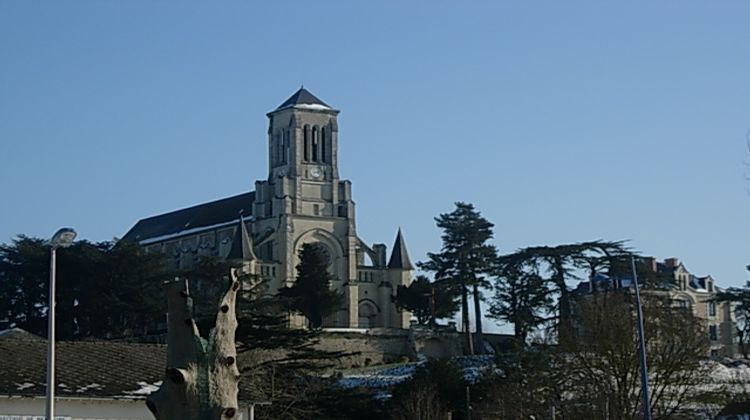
310,167 -> 322,179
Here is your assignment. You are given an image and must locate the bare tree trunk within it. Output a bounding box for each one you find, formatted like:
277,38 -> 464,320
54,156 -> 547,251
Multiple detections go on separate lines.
146,270 -> 241,420
472,283 -> 484,355
462,286 -> 474,355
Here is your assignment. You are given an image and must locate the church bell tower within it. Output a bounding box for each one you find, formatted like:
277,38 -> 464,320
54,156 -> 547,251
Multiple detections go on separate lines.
253,88 -> 360,327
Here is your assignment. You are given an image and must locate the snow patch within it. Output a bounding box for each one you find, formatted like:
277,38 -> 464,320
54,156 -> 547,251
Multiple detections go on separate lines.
293,103 -> 331,110
123,381 -> 162,396
15,382 -> 34,390
75,383 -> 104,393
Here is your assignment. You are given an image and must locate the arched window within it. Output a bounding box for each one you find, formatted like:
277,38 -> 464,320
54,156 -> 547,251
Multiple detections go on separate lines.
283,130 -> 290,164
276,130 -> 283,165
312,126 -> 319,162
303,125 -> 310,161
320,127 -> 326,163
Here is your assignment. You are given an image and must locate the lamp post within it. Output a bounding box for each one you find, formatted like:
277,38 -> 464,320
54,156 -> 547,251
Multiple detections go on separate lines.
630,255 -> 652,420
46,227 -> 77,420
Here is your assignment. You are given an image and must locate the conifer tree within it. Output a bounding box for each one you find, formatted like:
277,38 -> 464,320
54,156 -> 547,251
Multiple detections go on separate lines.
490,258 -> 552,346
278,243 -> 343,329
394,275 -> 459,325
419,202 -> 497,354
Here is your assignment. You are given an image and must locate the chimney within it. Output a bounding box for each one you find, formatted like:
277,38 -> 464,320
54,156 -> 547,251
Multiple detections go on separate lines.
664,257 -> 679,268
643,257 -> 657,272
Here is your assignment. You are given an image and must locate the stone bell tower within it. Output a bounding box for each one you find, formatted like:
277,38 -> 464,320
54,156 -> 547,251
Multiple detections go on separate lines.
253,87 -> 360,327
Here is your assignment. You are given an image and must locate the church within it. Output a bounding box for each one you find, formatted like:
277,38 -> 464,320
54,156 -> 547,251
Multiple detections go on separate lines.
123,88 -> 414,330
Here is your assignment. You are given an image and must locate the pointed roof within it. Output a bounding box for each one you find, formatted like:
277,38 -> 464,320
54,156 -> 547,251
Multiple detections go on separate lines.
274,87 -> 332,111
388,228 -> 414,270
227,217 -> 257,262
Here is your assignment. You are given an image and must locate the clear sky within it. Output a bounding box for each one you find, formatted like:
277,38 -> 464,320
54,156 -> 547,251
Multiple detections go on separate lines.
2,1 -> 750,298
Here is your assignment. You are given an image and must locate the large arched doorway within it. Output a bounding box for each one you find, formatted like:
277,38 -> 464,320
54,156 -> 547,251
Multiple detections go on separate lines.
358,299 -> 380,328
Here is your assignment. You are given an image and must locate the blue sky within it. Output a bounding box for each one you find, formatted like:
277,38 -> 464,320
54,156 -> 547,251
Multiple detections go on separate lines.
2,1 -> 750,300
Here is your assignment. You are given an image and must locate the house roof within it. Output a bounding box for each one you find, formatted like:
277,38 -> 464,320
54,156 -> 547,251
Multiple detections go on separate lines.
0,331 -> 165,399
273,87 -> 332,112
0,330 -> 259,401
122,192 -> 255,244
387,229 -> 413,270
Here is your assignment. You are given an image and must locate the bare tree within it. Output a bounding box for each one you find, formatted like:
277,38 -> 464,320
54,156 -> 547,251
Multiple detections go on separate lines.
389,382 -> 449,420
561,291 -> 710,419
146,269 -> 241,420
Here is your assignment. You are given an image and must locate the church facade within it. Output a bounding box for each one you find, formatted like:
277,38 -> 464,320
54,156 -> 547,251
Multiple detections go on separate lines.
123,88 -> 413,329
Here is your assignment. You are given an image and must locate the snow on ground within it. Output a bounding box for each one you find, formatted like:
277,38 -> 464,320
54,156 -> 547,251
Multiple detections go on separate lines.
706,358 -> 750,383
337,355 -> 750,396
337,355 -> 495,390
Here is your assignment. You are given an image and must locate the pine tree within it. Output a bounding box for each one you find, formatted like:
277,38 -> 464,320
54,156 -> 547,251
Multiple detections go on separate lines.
0,236 -> 166,339
419,202 -> 497,355
394,275 -> 459,325
490,259 -> 552,346
278,243 -> 343,329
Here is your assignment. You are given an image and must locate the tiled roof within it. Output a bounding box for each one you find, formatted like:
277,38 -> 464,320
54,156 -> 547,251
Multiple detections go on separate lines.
0,332 -> 165,399
122,192 -> 255,243
0,331 -> 258,401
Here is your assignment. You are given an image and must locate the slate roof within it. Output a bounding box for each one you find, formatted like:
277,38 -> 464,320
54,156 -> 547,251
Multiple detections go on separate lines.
274,87 -> 331,111
387,229 -> 414,270
0,330 -> 259,401
122,192 -> 255,244
0,331 -> 165,399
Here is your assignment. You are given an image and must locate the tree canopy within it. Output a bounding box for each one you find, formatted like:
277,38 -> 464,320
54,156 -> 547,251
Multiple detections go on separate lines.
393,275 -> 458,325
0,236 -> 166,339
419,202 -> 497,354
278,243 -> 343,329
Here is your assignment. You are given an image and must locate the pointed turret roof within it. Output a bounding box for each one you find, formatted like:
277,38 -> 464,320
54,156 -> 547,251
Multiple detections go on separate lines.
227,217 -> 257,262
274,87 -> 332,111
388,228 -> 414,270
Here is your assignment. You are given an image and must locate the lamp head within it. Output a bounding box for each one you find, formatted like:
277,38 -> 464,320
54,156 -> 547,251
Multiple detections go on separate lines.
50,228 -> 77,249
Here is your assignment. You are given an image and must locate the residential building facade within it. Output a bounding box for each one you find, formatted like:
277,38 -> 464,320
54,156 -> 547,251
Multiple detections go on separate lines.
578,257 -> 737,357
644,257 -> 736,357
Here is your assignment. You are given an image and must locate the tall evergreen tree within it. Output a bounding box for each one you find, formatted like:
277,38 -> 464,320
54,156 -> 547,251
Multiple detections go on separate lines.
393,275 -> 459,325
0,236 -> 166,339
490,258 -> 552,346
278,243 -> 343,329
418,202 -> 497,354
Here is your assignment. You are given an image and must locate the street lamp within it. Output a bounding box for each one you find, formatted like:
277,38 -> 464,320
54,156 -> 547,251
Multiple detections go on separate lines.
46,227 -> 77,420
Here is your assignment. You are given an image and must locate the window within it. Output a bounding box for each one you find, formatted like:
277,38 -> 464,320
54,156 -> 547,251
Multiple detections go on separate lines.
283,130 -> 290,163
674,299 -> 689,309
709,325 -> 718,341
710,349 -> 719,357
313,204 -> 320,216
312,126 -> 319,162
320,127 -> 327,163
303,125 -> 310,161
708,302 -> 717,317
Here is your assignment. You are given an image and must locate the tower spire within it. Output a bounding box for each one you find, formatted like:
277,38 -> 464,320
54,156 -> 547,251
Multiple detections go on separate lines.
388,228 -> 413,270
227,215 -> 257,262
